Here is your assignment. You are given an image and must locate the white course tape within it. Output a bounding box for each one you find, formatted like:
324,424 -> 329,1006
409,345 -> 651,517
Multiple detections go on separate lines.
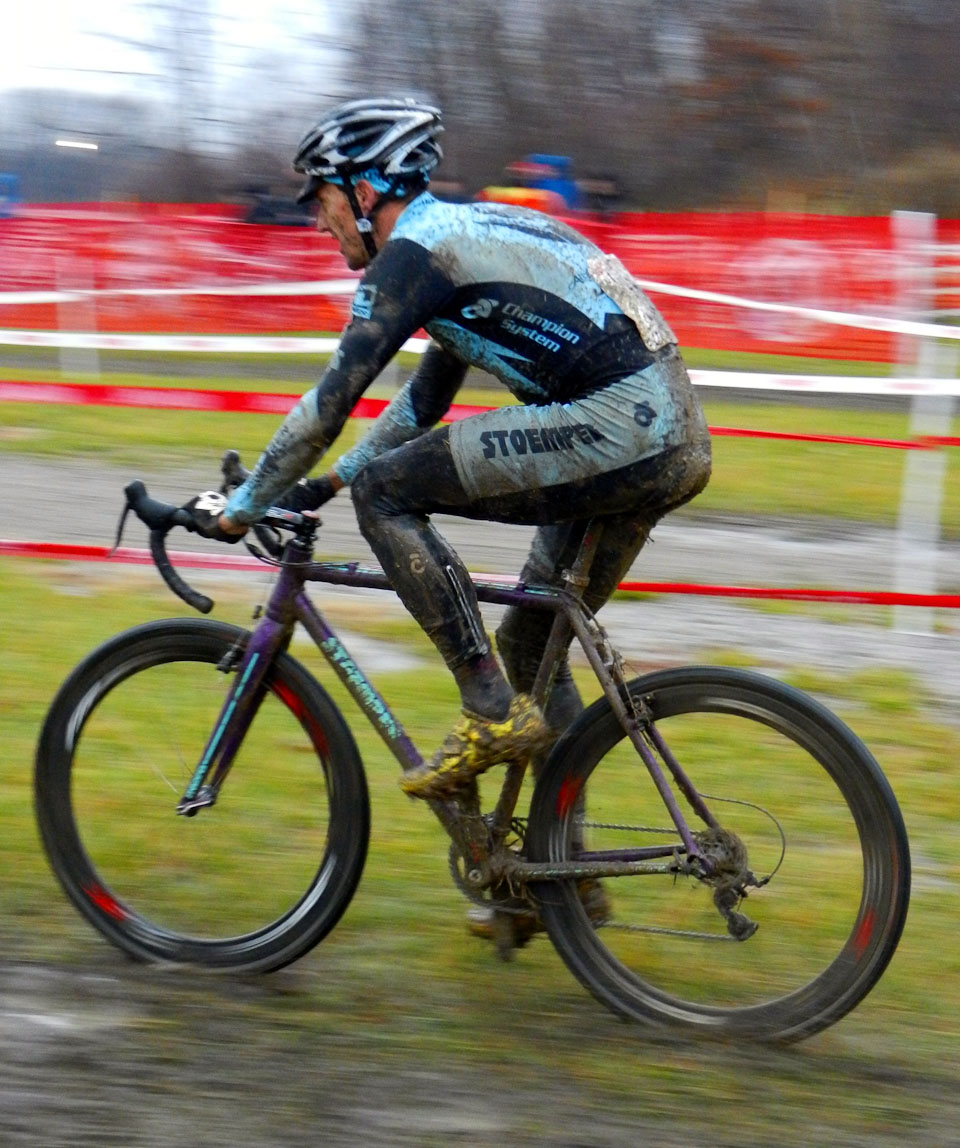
1,274 -> 960,344
635,277 -> 960,342
686,370 -> 960,397
1,273 -> 959,341
0,279 -> 359,306
0,329 -> 430,355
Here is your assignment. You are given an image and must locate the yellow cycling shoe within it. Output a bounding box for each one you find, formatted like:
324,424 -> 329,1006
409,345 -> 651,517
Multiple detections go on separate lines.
401,694 -> 551,800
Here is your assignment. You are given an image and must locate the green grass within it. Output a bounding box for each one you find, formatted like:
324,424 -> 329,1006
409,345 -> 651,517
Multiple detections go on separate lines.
699,398 -> 960,529
3,353 -> 959,533
3,557 -> 960,1143
684,346 -> 900,375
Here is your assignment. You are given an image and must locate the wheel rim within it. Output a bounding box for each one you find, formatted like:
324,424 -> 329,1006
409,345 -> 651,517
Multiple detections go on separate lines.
534,672 -> 907,1035
62,643 -> 338,953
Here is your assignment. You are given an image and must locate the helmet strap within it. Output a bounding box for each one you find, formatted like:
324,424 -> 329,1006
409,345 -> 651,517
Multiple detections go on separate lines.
343,173 -> 415,260
342,179 -> 379,259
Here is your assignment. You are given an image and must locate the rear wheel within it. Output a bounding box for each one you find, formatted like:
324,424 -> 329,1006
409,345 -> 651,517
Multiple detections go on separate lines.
526,667 -> 910,1041
36,618 -> 369,972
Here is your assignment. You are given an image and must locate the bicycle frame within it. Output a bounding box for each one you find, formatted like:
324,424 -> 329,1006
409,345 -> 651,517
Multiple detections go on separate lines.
176,522 -> 717,886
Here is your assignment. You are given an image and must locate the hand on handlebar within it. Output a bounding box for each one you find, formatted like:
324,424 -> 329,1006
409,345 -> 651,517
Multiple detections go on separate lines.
182,491 -> 246,544
119,477 -> 320,617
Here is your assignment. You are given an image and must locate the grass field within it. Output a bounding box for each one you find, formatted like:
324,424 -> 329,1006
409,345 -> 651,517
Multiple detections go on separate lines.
3,557 -> 960,1143
2,351 -> 959,534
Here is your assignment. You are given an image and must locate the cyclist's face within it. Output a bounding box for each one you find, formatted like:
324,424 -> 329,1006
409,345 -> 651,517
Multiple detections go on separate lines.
315,183 -> 370,270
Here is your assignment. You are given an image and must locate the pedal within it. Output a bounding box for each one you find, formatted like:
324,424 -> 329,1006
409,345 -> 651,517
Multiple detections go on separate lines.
490,910 -> 520,961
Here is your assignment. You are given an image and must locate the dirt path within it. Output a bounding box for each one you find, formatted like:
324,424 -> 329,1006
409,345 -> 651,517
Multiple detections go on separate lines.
1,951 -> 959,1148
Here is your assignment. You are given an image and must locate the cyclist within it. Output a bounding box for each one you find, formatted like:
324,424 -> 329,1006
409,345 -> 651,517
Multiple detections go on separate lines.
207,96 -> 712,803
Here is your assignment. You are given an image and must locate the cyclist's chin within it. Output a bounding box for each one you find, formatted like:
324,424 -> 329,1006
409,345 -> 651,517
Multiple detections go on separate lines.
342,246 -> 369,271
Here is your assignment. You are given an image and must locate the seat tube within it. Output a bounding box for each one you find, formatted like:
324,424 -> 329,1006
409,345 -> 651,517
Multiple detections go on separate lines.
531,519 -> 603,707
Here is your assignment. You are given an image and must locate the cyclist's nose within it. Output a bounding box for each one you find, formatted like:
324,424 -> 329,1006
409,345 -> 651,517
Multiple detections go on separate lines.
315,209 -> 332,236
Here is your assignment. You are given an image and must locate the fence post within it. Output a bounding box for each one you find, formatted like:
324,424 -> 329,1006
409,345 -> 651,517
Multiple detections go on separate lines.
55,254 -> 101,380
891,211 -> 953,634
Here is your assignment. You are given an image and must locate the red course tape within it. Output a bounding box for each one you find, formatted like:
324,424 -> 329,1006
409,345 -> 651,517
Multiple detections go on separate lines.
3,540 -> 957,608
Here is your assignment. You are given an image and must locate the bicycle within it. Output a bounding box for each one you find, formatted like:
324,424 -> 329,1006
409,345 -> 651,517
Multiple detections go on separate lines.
35,467 -> 911,1043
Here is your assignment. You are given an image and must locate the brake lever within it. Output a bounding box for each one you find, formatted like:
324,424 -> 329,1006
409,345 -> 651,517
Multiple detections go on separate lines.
249,523 -> 284,559
220,448 -> 250,493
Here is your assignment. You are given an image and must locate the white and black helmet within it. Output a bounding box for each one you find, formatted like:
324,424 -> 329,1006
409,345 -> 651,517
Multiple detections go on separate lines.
294,97 -> 443,205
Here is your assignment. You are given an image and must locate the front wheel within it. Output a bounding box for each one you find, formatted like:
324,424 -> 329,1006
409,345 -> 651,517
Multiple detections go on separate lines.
35,619 -> 370,972
526,667 -> 910,1042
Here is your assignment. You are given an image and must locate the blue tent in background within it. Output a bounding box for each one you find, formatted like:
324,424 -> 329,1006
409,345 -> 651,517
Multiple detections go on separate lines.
0,173 -> 21,218
505,154 -> 582,210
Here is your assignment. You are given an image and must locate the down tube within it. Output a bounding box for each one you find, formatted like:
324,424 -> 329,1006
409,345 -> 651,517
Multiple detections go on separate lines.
295,591 -> 424,771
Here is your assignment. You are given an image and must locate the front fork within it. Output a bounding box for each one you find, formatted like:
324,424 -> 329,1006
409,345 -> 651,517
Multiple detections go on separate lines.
176,612 -> 292,816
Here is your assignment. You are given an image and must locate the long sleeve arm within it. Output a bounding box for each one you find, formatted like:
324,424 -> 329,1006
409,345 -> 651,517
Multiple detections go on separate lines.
332,343 -> 468,485
224,236 -> 455,525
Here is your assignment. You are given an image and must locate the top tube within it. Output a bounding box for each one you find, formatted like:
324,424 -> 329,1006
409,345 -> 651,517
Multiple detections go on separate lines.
302,558 -> 561,611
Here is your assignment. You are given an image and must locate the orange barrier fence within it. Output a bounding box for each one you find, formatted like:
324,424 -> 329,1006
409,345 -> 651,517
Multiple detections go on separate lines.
4,203 -> 959,362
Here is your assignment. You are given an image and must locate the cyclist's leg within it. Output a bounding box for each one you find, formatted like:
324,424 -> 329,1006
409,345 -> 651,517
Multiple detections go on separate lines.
351,361 -> 710,794
351,427 -> 515,720
350,428 -> 657,722
352,427 -> 560,797
495,424 -> 711,743
351,436 -> 688,706
495,514 -> 654,744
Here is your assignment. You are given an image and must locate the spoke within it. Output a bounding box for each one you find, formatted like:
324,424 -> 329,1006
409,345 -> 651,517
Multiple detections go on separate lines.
601,921 -> 735,942
147,755 -> 181,794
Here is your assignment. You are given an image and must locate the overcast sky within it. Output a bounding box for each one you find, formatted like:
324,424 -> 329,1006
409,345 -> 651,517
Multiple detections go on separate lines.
2,1 -> 329,97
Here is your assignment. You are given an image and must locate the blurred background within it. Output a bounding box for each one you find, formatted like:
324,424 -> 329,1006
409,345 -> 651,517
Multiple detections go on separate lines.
3,0 -> 959,214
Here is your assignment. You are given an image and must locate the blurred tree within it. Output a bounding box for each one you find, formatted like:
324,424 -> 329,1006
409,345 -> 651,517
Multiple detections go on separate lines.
356,0 -> 960,211
666,2 -> 826,203
98,0 -> 217,155
7,0 -> 960,211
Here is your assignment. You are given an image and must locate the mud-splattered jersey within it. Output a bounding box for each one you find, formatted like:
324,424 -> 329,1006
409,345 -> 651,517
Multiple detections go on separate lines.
226,193 -> 675,522
381,192 -> 662,400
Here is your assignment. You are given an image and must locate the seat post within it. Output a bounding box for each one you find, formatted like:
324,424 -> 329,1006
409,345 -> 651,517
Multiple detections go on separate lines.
529,519 -> 605,707
561,518 -> 604,597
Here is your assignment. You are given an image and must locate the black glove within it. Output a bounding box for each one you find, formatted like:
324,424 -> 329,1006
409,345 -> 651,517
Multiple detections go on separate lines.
182,491 -> 244,544
275,475 -> 339,513
219,451 -> 338,513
